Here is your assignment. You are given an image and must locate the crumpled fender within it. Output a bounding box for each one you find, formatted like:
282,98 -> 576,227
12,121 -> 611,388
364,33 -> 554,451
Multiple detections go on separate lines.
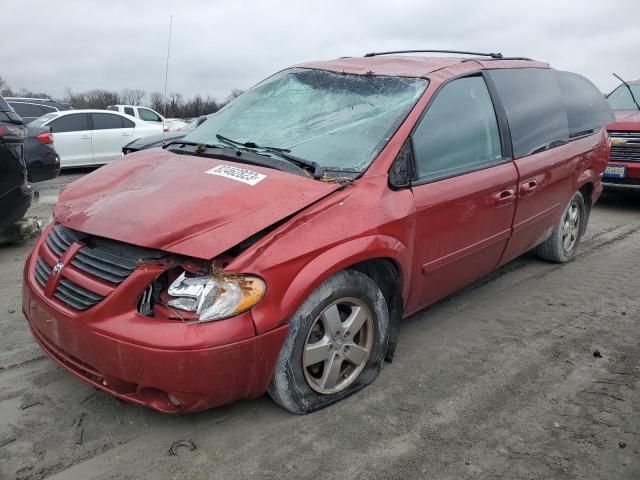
251,234 -> 411,336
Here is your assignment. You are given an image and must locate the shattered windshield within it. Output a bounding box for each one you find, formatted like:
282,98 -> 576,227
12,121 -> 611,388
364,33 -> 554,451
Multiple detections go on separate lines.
184,68 -> 428,172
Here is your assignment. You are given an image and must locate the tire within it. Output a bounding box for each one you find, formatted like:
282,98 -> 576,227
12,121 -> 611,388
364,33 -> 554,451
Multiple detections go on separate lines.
268,269 -> 389,414
536,190 -> 588,263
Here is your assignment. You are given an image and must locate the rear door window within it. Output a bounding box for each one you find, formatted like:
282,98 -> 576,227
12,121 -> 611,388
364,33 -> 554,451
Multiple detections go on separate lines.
412,75 -> 503,181
49,113 -> 91,133
92,113 -> 127,130
124,107 -> 135,116
556,71 -> 615,138
487,68 -> 569,158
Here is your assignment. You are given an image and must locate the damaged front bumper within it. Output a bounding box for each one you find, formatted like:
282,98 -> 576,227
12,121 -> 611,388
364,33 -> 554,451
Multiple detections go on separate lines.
22,229 -> 288,413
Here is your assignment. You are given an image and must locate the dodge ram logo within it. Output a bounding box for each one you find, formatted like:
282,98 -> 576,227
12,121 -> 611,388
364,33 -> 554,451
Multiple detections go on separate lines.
52,261 -> 64,275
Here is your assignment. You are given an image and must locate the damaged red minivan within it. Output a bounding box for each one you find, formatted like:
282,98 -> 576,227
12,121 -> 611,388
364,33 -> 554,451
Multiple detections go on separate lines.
23,51 -> 613,414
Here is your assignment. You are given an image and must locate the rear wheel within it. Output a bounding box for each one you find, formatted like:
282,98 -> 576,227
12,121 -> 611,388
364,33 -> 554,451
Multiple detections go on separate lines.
268,270 -> 389,414
536,190 -> 587,263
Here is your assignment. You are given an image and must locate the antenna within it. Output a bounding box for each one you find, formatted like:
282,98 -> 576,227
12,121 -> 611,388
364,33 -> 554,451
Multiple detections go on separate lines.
162,15 -> 173,144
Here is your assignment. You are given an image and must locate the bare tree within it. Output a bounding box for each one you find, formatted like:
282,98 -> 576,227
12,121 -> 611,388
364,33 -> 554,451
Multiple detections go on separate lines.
149,91 -> 164,113
120,88 -> 145,105
0,77 -> 13,97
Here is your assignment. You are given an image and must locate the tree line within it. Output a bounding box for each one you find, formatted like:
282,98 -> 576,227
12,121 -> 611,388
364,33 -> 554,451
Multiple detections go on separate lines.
0,77 -> 243,119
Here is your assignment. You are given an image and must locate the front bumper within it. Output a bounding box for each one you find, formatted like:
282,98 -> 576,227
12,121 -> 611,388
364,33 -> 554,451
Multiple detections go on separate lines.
22,237 -> 288,413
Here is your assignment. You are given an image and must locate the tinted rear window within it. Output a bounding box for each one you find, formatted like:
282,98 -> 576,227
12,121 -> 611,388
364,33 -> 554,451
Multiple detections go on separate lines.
10,102 -> 55,119
49,113 -> 90,133
556,71 -> 614,137
487,68 -> 569,158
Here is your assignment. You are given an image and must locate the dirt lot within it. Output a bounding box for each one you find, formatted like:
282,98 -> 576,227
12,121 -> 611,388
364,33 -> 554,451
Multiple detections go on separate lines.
0,172 -> 638,480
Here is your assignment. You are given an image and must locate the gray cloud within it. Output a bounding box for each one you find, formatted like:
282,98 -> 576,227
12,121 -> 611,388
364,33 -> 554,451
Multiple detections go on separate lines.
3,0 -> 639,101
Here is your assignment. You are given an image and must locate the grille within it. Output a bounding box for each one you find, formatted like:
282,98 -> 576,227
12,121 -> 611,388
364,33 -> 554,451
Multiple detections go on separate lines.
609,131 -> 640,162
55,278 -> 104,310
71,246 -> 137,284
36,224 -> 164,311
34,257 -> 52,287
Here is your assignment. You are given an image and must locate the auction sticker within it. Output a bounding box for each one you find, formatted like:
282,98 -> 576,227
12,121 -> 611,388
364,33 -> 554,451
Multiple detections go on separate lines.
205,164 -> 266,185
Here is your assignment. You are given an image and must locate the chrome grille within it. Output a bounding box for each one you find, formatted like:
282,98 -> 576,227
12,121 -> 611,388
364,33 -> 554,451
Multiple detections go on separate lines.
609,131 -> 640,162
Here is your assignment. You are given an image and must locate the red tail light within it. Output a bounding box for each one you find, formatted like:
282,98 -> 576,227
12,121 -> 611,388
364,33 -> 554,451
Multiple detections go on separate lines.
36,132 -> 54,144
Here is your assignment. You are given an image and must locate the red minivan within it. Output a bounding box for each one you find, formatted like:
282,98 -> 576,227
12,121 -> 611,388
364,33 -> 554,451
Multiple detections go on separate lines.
23,51 -> 613,414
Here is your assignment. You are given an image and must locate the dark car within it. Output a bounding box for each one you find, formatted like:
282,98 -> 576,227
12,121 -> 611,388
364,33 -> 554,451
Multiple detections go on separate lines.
122,116 -> 206,154
24,52 -> 612,414
0,95 -> 32,232
6,97 -> 72,124
24,126 -> 60,182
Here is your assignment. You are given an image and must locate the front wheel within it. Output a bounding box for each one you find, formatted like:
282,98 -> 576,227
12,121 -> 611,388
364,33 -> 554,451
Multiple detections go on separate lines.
268,270 -> 389,414
536,190 -> 588,263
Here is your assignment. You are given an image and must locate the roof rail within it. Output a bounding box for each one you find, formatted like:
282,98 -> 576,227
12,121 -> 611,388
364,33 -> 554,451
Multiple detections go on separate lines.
462,56 -> 533,62
364,49 -> 503,59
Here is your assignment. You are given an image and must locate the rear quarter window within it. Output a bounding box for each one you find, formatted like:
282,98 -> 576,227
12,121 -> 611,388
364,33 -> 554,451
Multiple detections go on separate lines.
556,71 -> 615,138
487,68 -> 569,158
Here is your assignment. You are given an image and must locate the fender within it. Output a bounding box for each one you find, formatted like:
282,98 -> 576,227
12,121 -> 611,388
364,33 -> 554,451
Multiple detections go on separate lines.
251,234 -> 411,336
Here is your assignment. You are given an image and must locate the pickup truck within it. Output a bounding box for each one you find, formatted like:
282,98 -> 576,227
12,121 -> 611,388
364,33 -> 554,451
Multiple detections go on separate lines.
107,104 -> 186,132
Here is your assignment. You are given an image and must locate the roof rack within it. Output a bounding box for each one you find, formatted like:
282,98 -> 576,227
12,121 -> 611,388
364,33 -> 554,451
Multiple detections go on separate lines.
462,56 -> 533,62
364,49 -> 503,59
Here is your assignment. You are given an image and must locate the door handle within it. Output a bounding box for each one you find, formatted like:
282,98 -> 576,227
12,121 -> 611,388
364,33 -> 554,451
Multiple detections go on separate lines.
520,180 -> 538,196
121,132 -> 131,136
492,188 -> 516,206
80,135 -> 90,140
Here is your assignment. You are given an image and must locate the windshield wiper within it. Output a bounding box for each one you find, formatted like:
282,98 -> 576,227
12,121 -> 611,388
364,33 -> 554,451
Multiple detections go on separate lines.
163,140 -> 227,150
216,134 -> 324,179
163,139 -> 309,177
613,73 -> 640,111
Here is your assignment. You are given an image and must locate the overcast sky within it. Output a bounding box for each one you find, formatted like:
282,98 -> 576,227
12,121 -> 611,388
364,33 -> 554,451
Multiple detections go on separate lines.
3,0 -> 639,102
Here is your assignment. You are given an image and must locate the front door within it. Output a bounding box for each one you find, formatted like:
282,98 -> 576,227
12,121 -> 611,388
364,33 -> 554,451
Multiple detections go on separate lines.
407,75 -> 518,314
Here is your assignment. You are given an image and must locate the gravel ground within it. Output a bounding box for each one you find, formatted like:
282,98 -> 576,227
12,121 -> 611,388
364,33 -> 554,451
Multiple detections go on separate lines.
0,171 -> 638,480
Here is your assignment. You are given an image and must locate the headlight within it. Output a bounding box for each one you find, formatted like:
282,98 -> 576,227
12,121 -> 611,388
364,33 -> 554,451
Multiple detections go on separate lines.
166,272 -> 265,322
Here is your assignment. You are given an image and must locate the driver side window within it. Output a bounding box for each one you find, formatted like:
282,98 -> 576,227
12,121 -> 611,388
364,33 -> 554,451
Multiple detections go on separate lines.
412,76 -> 503,182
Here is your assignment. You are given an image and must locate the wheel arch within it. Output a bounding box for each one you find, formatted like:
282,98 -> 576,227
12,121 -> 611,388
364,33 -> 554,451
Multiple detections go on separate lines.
272,235 -> 411,360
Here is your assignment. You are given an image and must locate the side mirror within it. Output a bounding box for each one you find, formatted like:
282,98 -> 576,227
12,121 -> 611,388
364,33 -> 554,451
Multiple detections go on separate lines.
388,141 -> 415,189
196,115 -> 207,127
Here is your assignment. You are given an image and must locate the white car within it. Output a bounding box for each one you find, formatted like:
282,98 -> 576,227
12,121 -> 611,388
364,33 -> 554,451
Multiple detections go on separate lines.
106,105 -> 187,132
29,110 -> 163,168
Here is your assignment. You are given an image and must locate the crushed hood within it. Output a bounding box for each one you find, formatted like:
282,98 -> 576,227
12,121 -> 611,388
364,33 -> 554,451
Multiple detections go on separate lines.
54,149 -> 341,259
609,110 -> 640,131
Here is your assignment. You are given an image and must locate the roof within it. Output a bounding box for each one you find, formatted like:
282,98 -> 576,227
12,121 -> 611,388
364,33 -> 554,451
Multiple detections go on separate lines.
295,55 -> 548,78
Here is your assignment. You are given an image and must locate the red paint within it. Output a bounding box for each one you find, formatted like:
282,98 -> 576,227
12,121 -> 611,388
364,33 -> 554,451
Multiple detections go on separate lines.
606,108 -> 640,184
23,56 -> 610,412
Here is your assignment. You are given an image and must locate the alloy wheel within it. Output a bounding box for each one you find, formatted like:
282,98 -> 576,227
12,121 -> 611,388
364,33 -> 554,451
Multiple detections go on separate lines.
561,199 -> 581,252
302,298 -> 374,394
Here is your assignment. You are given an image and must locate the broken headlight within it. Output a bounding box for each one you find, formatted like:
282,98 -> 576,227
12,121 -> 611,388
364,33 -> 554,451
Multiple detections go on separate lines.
166,272 -> 265,322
